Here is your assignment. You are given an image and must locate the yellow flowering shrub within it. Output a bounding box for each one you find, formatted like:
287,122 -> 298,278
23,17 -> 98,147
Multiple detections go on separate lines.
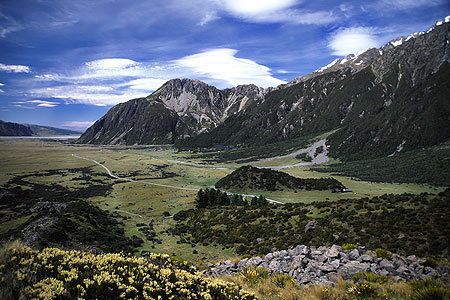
0,243 -> 256,300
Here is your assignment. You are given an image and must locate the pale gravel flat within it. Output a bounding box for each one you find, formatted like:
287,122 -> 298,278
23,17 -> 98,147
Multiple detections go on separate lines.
255,138 -> 330,170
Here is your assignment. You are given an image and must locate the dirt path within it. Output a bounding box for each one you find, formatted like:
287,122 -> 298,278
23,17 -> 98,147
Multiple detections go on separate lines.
72,154 -> 284,205
71,154 -> 198,191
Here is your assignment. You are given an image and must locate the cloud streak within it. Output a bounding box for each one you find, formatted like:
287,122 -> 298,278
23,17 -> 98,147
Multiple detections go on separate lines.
0,63 -> 31,73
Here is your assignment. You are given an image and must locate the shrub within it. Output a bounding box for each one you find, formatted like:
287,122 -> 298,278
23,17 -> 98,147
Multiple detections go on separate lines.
239,266 -> 270,286
352,272 -> 391,284
342,243 -> 357,250
0,242 -> 257,300
272,273 -> 296,288
347,281 -> 378,299
375,248 -> 393,260
413,286 -> 450,300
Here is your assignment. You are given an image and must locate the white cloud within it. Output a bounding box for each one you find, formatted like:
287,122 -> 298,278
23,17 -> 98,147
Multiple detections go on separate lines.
221,0 -> 298,17
209,0 -> 336,24
198,11 -> 220,26
61,121 -> 94,130
0,83 -> 4,86
27,49 -> 285,106
329,27 -> 378,56
173,48 -> 286,87
27,100 -> 59,108
0,63 -> 31,73
123,78 -> 168,91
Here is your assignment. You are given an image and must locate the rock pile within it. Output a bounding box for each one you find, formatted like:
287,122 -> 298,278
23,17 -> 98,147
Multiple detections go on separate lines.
204,245 -> 448,285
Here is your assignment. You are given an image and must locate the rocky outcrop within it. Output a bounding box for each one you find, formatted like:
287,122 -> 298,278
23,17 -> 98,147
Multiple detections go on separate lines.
205,245 -> 449,285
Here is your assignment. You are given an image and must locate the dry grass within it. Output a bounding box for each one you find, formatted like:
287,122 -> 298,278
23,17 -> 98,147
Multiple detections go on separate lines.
220,269 -> 450,300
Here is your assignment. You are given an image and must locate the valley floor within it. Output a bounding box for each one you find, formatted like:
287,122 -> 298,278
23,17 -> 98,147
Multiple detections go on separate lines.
0,137 -> 445,262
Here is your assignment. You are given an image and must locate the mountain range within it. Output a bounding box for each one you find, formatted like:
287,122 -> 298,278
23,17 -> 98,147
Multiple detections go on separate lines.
77,17 -> 450,161
0,120 -> 82,136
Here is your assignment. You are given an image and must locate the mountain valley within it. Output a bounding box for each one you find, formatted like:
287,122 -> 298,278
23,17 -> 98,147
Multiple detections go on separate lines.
1,16 -> 450,300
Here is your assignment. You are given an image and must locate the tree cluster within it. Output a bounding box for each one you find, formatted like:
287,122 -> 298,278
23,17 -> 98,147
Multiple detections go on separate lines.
195,188 -> 268,208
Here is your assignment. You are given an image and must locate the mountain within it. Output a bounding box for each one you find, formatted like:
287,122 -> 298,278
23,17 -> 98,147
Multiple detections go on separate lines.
0,120 -> 34,136
77,79 -> 265,144
78,17 -> 450,161
24,124 -> 82,136
0,120 -> 81,136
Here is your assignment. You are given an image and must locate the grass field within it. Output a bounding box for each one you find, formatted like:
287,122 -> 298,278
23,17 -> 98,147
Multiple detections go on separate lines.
0,138 -> 445,262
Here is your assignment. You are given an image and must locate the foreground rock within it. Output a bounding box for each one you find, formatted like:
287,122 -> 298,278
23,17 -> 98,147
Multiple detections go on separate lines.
204,245 -> 449,285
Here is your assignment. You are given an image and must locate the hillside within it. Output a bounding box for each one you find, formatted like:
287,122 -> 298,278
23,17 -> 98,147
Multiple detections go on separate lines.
0,120 -> 33,136
0,120 -> 81,136
215,165 -> 345,192
172,189 -> 450,257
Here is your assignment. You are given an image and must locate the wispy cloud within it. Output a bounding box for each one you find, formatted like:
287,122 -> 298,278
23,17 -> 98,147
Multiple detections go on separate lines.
28,100 -> 59,108
0,12 -> 22,38
61,121 -> 94,130
198,11 -> 220,26
370,0 -> 447,9
328,27 -> 378,56
173,48 -> 286,87
12,99 -> 60,109
0,63 -> 31,73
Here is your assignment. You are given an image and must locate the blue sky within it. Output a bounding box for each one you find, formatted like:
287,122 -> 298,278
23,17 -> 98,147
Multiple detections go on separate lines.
0,0 -> 449,131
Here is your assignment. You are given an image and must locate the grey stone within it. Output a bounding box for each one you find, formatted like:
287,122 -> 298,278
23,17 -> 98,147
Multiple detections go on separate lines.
380,259 -> 395,271
320,264 -> 335,273
348,249 -> 360,260
325,245 -> 341,258
305,220 -> 318,232
359,254 -> 374,263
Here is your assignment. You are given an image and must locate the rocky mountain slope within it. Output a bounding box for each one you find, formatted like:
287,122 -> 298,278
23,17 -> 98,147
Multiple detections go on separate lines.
78,17 -> 450,161
77,79 -> 265,144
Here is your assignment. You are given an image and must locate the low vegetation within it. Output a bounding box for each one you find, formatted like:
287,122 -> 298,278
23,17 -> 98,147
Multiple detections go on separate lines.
0,168 -> 136,253
313,142 -> 450,186
223,267 -> 450,300
0,241 -> 256,300
215,165 -> 345,192
171,189 -> 450,257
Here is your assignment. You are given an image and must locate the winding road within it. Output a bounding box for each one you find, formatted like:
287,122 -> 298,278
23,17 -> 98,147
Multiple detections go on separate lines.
71,154 -> 284,204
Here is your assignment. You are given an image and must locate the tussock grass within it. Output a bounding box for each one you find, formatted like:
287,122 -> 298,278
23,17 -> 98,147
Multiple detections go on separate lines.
220,266 -> 449,300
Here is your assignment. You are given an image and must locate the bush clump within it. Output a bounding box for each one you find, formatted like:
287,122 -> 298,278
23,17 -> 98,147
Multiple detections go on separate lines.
0,242 -> 256,300
375,248 -> 393,260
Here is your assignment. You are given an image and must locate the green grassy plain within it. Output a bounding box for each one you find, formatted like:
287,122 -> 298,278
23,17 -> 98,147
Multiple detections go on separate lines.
0,138 -> 444,262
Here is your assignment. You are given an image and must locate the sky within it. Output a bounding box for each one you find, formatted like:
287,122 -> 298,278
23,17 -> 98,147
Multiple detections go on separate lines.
0,0 -> 449,131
